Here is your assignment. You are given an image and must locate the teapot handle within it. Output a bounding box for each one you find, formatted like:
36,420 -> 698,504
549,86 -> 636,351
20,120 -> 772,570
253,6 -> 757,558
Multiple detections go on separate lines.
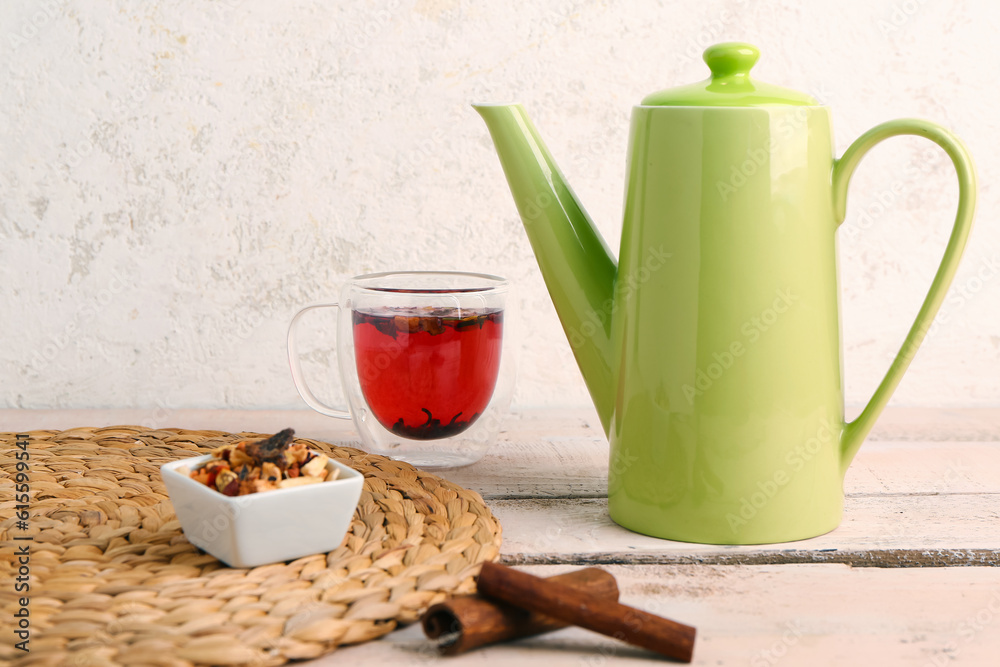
833,119 -> 976,470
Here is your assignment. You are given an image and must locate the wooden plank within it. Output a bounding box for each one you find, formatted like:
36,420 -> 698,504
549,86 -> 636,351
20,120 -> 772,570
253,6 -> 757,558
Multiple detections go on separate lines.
4,406 -> 999,441
489,495 -> 1000,567
498,406 -> 1000,441
5,409 -> 1000,500
312,563 -> 1000,666
435,407 -> 1000,501
846,441 -> 1000,496
442,439 -> 1000,500
6,408 -> 1000,665
443,432 -> 610,498
859,406 -> 1000,442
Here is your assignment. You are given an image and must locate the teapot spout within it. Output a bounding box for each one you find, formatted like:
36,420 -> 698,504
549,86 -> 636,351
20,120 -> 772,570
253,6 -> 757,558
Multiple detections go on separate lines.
473,103 -> 617,435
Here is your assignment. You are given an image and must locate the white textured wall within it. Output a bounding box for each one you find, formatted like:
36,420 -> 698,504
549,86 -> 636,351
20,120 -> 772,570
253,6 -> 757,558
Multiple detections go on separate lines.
1,0 -> 998,412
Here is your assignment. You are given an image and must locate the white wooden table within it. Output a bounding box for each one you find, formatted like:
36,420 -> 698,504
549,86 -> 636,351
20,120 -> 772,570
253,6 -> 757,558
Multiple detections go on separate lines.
4,407 -> 999,666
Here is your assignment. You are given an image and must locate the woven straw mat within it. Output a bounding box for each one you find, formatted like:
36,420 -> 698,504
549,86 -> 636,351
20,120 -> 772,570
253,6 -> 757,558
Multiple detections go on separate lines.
0,426 -> 503,667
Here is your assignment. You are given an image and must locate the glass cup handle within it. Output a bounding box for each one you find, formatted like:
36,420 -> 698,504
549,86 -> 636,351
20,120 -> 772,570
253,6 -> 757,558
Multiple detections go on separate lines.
287,302 -> 352,420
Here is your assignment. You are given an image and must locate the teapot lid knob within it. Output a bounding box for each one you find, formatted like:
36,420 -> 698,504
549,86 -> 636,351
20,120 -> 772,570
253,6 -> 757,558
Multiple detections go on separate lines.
640,42 -> 817,106
703,42 -> 760,80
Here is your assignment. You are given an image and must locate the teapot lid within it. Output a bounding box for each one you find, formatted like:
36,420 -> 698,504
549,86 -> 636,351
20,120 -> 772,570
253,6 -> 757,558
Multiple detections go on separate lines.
641,42 -> 818,107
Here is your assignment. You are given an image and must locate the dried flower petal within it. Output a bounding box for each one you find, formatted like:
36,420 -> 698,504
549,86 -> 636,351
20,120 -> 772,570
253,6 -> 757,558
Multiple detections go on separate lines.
261,462 -> 281,482
230,448 -> 254,469
215,469 -> 238,494
301,453 -> 329,478
186,428 -> 342,496
245,428 -> 295,470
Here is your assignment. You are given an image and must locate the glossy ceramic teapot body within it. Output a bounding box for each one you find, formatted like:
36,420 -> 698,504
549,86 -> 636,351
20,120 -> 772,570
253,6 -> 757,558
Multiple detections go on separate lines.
474,43 -> 976,543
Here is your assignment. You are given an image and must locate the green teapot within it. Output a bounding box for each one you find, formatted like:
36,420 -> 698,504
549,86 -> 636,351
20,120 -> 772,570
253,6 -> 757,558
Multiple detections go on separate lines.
474,42 -> 976,544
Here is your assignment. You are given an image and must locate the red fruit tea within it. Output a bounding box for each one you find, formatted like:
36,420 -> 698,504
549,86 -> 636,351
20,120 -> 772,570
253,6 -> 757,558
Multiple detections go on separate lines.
352,307 -> 503,440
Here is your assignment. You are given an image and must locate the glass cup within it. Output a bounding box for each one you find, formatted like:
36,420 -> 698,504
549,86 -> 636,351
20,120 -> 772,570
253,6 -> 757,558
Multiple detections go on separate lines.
287,271 -> 514,469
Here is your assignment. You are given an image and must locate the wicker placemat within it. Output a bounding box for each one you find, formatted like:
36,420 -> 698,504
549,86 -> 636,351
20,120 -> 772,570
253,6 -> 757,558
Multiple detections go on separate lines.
0,427 -> 502,666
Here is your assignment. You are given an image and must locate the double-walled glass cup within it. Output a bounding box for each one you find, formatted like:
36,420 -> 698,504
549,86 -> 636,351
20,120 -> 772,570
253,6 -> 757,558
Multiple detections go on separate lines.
287,271 -> 513,469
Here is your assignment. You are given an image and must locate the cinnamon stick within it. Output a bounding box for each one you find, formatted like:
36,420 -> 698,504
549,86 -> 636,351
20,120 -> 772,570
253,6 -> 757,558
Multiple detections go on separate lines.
422,567 -> 619,655
476,561 -> 696,663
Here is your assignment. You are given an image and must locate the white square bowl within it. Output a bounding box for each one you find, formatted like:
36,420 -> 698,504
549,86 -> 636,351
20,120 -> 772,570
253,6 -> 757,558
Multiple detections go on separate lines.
160,452 -> 363,568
